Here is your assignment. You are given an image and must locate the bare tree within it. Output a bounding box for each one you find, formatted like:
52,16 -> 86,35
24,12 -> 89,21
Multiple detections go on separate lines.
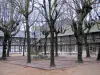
15,0 -> 35,63
96,16 -> 100,61
37,0 -> 64,66
0,0 -> 20,59
42,28 -> 49,55
83,16 -> 95,58
54,22 -> 66,57
93,0 -> 100,61
64,0 -> 98,62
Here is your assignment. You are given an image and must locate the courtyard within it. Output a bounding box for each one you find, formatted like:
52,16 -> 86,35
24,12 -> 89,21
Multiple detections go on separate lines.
0,54 -> 100,75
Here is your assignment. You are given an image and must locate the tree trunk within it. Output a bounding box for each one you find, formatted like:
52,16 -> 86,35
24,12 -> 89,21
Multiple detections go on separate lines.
69,45 -> 72,55
26,17 -> 31,63
50,26 -> 55,67
24,0 -> 31,63
35,38 -> 37,55
77,43 -> 83,63
84,34 -> 91,58
44,44 -> 46,55
35,45 -> 38,55
69,35 -> 72,55
23,31 -> 26,56
7,39 -> 11,57
86,44 -> 90,58
77,18 -> 83,63
55,33 -> 58,57
44,36 -> 47,55
19,39 -> 21,52
33,32 -> 38,55
2,32 -> 8,59
97,44 -> 100,61
23,43 -> 25,56
74,36 -> 83,63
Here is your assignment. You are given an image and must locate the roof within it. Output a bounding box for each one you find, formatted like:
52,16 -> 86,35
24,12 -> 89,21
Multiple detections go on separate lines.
58,23 -> 100,36
40,18 -> 100,38
0,31 -> 34,38
40,18 -> 72,38
13,31 -> 34,38
89,24 -> 100,33
0,31 -> 4,37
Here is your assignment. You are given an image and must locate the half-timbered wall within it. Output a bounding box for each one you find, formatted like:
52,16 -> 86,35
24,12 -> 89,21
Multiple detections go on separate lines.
40,32 -> 100,54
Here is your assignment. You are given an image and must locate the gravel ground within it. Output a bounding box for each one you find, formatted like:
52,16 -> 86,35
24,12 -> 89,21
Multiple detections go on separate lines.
0,61 -> 100,75
0,54 -> 100,75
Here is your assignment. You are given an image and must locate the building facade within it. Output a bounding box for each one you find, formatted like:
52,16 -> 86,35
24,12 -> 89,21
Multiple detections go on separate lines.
39,18 -> 100,55
0,31 -> 35,57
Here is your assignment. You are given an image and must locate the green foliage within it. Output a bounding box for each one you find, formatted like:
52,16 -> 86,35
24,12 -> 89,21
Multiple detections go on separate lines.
18,9 -> 26,16
32,54 -> 48,60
